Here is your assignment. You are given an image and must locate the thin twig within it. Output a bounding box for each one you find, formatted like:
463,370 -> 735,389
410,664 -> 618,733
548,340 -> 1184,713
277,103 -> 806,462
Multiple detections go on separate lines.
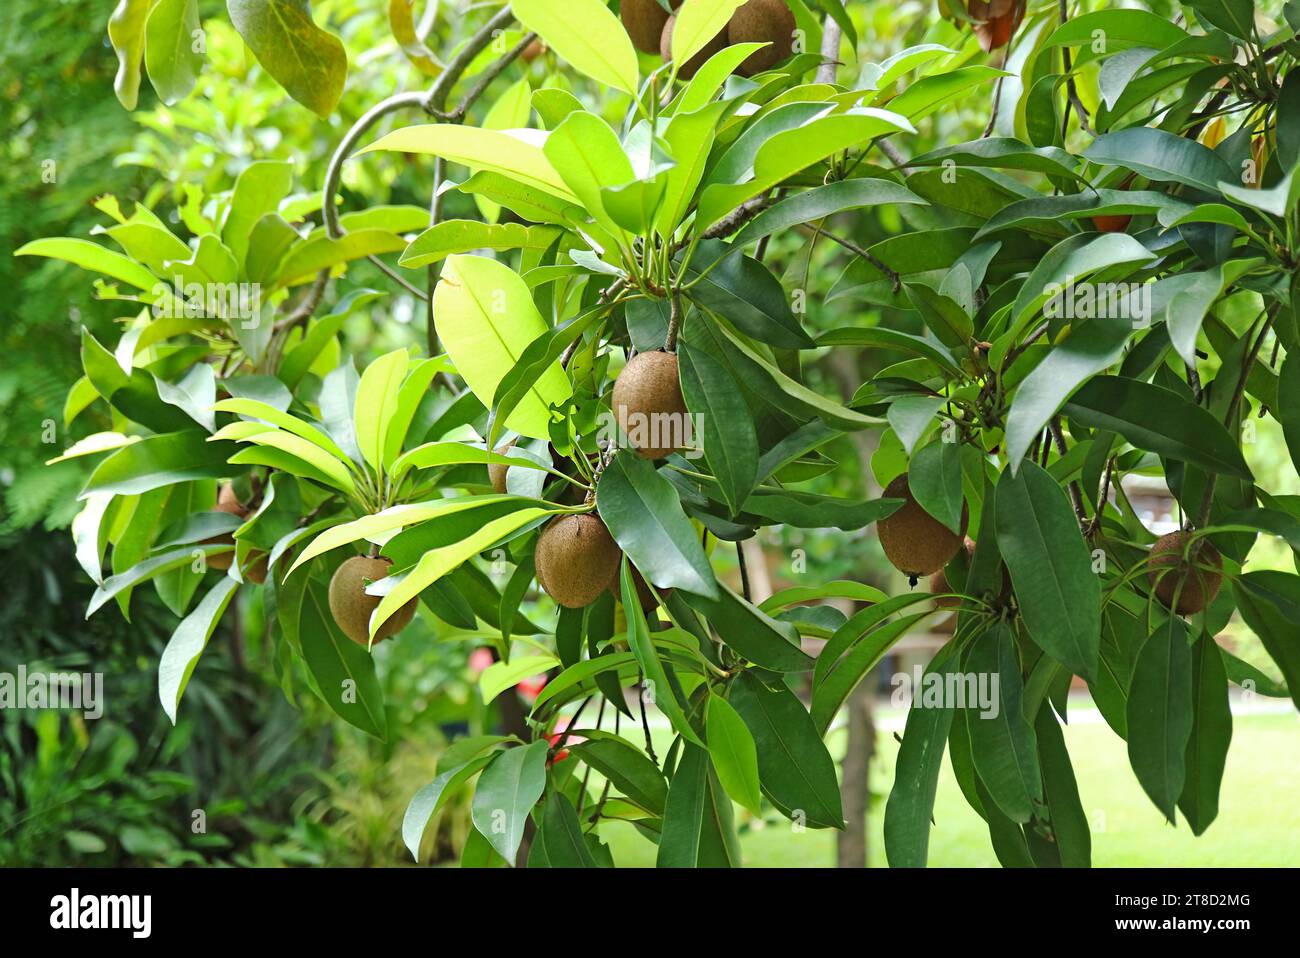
1049,417 -> 1089,526
816,18 -> 843,85
1058,0 -> 1094,137
799,224 -> 900,292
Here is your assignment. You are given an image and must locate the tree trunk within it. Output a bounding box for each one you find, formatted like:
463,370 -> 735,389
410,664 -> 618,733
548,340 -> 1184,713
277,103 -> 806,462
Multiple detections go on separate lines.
837,680 -> 876,867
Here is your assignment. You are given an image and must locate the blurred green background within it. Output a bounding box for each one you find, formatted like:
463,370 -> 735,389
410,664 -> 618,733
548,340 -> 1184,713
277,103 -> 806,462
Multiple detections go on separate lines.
1,0 -> 1296,867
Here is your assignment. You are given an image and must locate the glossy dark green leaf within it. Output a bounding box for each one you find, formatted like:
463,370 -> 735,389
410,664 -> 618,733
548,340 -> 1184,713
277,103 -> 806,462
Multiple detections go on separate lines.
686,583 -> 811,673
1126,616 -> 1193,822
1034,706 -> 1091,867
729,672 -> 844,829
470,740 -> 548,866
995,462 -> 1101,681
811,610 -> 928,734
908,438 -> 965,534
1063,376 -> 1251,480
1233,572 -> 1300,713
680,241 -> 814,350
531,793 -> 598,868
884,641 -> 959,867
298,570 -> 388,740
569,737 -> 667,815
402,755 -> 494,861
597,452 -> 717,598
965,624 -> 1042,823
678,342 -> 757,516
1178,634 -> 1233,835
732,178 -> 925,248
656,744 -> 740,868
620,560 -> 704,747
1084,127 -> 1235,193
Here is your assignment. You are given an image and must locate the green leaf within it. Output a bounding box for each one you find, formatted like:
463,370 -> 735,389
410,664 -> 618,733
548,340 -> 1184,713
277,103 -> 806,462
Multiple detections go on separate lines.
226,0 -> 347,119
144,0 -> 203,104
656,744 -> 740,867
298,570 -> 388,739
82,431 -> 235,498
1177,634 -> 1233,835
729,672 -> 844,829
620,560 -> 705,748
1008,232 -> 1156,337
811,610 -> 928,734
1233,572 -> 1300,713
1162,260 -> 1261,366
543,111 -> 635,236
1183,0 -> 1257,40
1043,9 -> 1190,53
671,0 -> 744,74
965,623 -> 1042,823
696,109 -> 914,229
480,654 -> 559,705
886,395 -> 946,456
597,453 -> 717,598
107,0 -> 154,110
274,229 -> 407,287
994,461 -> 1100,682
685,583 -> 811,672
569,737 -> 668,815
732,177 -> 927,248
1003,313 -> 1139,473
884,641 -> 959,866
399,221 -> 562,268
1034,706 -> 1091,867
682,243 -> 814,349
214,397 -> 348,461
1084,128 -> 1235,193
1063,376 -> 1252,480
371,506 -> 555,638
677,342 -> 757,515
353,348 -> 409,474
706,692 -> 761,815
222,160 -> 294,270
470,741 -> 548,865
512,0 -> 638,96
157,576 -> 239,723
532,794 -> 598,867
16,237 -> 160,291
360,125 -> 576,202
908,137 -> 1082,180
1278,354 -> 1300,482
908,439 -> 964,534
402,755 -> 494,861
1126,616 -> 1193,822
433,255 -> 572,440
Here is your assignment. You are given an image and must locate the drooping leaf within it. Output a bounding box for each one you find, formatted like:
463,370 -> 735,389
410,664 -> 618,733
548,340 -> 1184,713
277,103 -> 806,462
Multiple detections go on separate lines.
226,0 -> 347,119
994,462 -> 1100,681
470,741 -> 549,865
1126,616 -> 1194,822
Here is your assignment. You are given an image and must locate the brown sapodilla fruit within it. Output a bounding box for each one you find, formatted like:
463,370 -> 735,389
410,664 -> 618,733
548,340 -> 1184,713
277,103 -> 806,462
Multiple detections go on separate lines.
488,440 -> 516,494
535,514 -> 623,609
1148,531 -> 1223,615
245,551 -> 270,585
622,0 -> 677,54
878,474 -> 967,582
609,563 -> 671,610
727,0 -> 796,76
1092,214 -> 1132,233
205,482 -> 248,571
328,555 -> 417,646
613,350 -> 688,460
661,12 -> 728,80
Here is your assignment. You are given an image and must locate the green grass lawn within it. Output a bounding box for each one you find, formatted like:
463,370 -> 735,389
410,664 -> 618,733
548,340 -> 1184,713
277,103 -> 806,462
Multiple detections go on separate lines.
598,705 -> 1300,867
